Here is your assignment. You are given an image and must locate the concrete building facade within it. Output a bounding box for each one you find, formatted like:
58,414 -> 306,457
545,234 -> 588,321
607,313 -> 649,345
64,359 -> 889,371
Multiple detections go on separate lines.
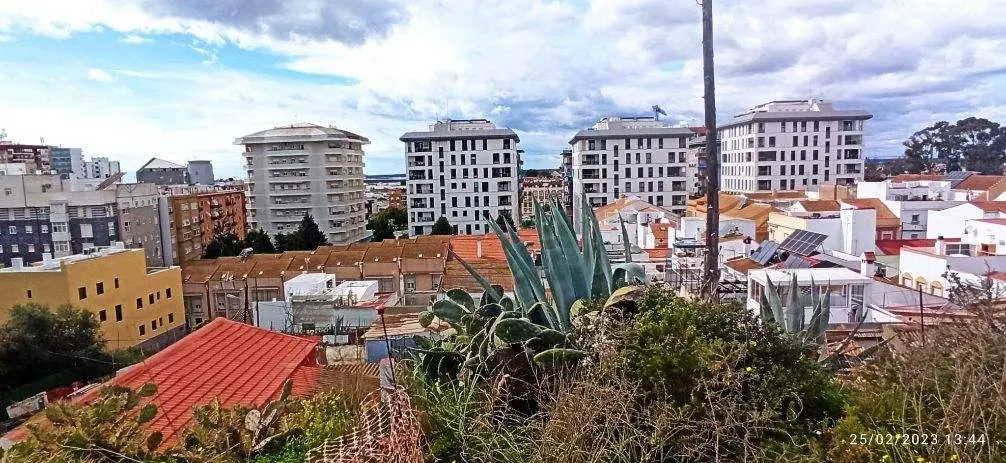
49,147 -> 83,179
718,100 -> 870,193
195,190 -> 247,245
570,116 -> 695,232
401,119 -> 521,236
237,123 -> 368,244
115,183 -> 167,267
520,176 -> 564,221
187,160 -> 215,185
136,158 -> 188,186
167,195 -> 204,264
0,247 -> 184,350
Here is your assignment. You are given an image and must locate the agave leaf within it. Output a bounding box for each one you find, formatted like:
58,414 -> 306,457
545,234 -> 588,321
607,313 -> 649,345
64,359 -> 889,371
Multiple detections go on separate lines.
583,194 -> 613,296
580,202 -> 596,296
815,282 -> 831,345
764,276 -> 786,329
619,213 -> 633,263
486,212 -> 546,308
786,273 -> 802,333
446,288 -> 476,312
479,284 -> 505,306
535,199 -> 574,331
759,294 -> 774,323
548,196 -> 590,302
532,348 -> 587,366
494,318 -> 543,344
452,252 -> 502,302
613,263 -> 646,287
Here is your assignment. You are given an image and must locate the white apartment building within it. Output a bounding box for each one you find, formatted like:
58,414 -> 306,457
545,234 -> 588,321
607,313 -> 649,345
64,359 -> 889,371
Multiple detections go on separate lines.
401,119 -> 520,236
570,116 -> 695,233
718,100 -> 871,193
236,123 -> 368,245
85,156 -> 121,179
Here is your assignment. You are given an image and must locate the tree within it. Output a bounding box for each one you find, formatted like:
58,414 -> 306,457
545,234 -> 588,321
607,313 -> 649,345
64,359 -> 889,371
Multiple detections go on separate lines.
0,304 -> 108,390
274,215 -> 329,251
904,118 -> 1006,174
368,207 -> 407,242
243,228 -> 275,254
202,233 -> 242,259
903,121 -> 952,173
431,216 -> 454,235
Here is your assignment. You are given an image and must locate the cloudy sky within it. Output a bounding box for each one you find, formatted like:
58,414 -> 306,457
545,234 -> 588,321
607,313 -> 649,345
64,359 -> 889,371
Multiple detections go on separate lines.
0,0 -> 1004,177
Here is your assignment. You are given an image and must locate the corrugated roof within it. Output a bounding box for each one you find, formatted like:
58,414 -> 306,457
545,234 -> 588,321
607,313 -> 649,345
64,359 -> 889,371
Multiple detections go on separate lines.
138,157 -> 185,170
3,319 -> 320,448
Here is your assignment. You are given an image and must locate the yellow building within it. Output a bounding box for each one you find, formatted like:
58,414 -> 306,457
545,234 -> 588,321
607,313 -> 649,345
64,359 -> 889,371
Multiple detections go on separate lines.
0,247 -> 185,350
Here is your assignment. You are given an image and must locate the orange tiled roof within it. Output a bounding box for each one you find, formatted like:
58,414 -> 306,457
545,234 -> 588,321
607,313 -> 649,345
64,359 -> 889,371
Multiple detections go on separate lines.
441,258 -> 514,292
650,223 -> 671,242
645,248 -> 670,260
891,174 -> 944,182
743,191 -> 807,201
181,261 -> 222,283
798,200 -> 841,212
249,258 -> 294,278
325,250 -> 366,267
971,201 -> 1006,213
400,241 -> 447,259
955,175 -> 1005,191
842,198 -> 900,228
363,245 -> 403,263
2,319 -> 320,448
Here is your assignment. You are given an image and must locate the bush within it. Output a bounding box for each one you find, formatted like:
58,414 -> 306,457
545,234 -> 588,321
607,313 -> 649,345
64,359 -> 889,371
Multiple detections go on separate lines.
827,308 -> 1006,463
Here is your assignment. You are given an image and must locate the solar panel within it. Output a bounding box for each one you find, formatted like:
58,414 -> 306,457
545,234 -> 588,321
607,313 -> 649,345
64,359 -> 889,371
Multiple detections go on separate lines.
779,230 -> 827,256
750,241 -> 780,265
783,254 -> 813,269
945,171 -> 972,188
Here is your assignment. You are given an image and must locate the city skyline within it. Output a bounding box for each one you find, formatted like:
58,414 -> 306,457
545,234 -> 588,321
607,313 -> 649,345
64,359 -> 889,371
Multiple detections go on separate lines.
1,0 -> 1005,178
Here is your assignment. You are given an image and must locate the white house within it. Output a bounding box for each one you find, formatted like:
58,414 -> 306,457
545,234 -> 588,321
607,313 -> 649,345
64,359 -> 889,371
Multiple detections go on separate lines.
927,202 -> 1006,239
747,267 -> 882,325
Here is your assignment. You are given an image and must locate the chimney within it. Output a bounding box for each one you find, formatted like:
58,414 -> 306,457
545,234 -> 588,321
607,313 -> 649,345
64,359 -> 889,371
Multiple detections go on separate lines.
743,236 -> 753,256
934,236 -> 946,255
476,239 -> 483,259
860,252 -> 877,277
11,258 -> 23,270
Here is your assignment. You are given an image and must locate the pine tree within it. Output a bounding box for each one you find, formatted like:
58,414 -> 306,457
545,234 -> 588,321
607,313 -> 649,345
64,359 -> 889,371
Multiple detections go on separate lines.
294,214 -> 329,250
431,216 -> 454,235
243,229 -> 276,254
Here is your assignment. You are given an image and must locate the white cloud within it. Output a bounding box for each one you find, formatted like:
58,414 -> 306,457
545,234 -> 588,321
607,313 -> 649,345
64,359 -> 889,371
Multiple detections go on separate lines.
120,34 -> 152,44
1,0 -> 1006,175
86,68 -> 114,83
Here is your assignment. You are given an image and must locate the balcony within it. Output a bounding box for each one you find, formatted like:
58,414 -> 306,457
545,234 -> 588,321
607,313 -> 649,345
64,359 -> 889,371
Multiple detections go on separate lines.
582,169 -> 600,180
582,155 -> 600,165
416,213 -> 435,222
269,187 -> 311,195
583,184 -> 599,194
408,172 -> 429,181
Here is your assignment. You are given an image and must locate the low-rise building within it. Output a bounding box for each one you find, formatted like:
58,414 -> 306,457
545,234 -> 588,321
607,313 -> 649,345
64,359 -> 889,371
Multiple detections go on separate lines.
520,176 -> 564,221
0,246 -> 184,350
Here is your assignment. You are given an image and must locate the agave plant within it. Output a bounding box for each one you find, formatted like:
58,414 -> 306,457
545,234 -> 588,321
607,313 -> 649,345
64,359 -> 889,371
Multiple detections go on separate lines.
415,195 -> 648,381
760,274 -> 888,369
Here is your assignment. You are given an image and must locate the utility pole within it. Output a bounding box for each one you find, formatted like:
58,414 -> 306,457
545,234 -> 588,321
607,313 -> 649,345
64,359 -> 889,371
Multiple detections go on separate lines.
699,0 -> 721,301
918,284 -> 925,345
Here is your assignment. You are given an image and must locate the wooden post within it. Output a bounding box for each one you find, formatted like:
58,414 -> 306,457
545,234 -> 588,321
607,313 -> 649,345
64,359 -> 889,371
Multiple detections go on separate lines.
700,0 -> 721,301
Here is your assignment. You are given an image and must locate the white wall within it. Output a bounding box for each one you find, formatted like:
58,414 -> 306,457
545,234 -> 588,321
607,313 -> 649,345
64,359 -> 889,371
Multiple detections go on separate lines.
927,203 -> 983,239
841,208 -> 876,256
856,181 -> 888,199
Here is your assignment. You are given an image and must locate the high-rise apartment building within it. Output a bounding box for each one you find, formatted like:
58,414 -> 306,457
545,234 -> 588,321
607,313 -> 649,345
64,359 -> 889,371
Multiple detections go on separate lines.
115,183 -> 168,267
570,116 -> 695,233
50,147 -> 83,179
0,142 -> 51,173
86,156 -> 121,179
236,123 -> 368,244
718,100 -> 870,193
137,158 -> 188,185
401,119 -> 520,235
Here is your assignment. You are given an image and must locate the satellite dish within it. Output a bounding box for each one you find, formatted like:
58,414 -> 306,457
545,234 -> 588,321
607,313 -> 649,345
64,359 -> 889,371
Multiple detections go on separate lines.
238,247 -> 254,260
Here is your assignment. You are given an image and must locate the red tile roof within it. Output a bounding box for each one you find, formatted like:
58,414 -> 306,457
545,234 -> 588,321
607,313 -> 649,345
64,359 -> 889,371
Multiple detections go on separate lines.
955,175 -> 1005,191
3,319 -> 320,448
842,198 -> 901,228
644,248 -> 670,260
976,218 -> 1006,225
971,201 -> 1006,213
797,200 -> 841,212
891,174 -> 944,182
875,238 -> 961,256
650,223 -> 671,242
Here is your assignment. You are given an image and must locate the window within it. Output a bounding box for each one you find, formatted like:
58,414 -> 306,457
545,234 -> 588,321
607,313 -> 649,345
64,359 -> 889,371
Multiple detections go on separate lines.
10,244 -> 17,253
25,225 -> 32,234
78,287 -> 87,300
108,221 -> 115,236
156,291 -> 161,300
114,277 -> 120,289
645,153 -> 651,163
115,305 -> 123,321
99,310 -> 107,322
52,223 -> 67,233
139,325 -> 146,336
151,321 -> 157,331
168,313 -> 175,323
41,224 -> 48,233
911,214 -> 920,223
136,298 -> 143,309
503,139 -> 511,149
166,288 -> 172,299
26,289 -> 32,299
7,226 -> 15,235
96,282 -> 104,295
26,244 -> 34,253
658,138 -> 664,149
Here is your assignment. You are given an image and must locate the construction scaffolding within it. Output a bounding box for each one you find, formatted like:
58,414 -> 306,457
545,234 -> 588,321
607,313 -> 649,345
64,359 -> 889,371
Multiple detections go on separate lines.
666,238 -> 747,299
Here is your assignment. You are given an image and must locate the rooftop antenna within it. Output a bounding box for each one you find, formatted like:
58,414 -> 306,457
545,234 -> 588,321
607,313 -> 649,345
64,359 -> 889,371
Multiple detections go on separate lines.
652,105 -> 667,121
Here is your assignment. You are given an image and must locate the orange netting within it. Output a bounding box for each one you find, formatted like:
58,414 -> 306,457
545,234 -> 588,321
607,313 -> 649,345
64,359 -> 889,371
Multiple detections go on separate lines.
306,387 -> 423,463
